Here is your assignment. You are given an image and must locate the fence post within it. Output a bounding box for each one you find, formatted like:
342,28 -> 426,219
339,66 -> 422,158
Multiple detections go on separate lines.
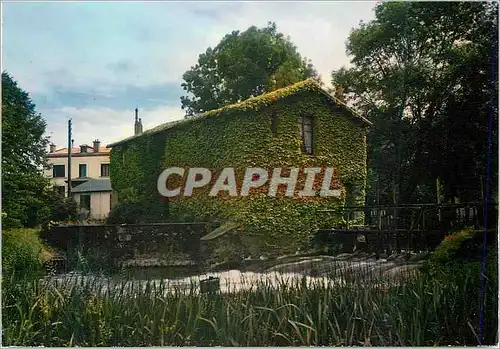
375,208 -> 382,259
346,209 -> 350,229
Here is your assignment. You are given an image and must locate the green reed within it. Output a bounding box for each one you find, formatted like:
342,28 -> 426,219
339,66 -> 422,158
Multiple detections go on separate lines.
2,260 -> 497,347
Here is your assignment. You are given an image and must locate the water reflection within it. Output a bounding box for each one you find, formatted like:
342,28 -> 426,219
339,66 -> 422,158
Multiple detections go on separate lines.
42,255 -> 423,295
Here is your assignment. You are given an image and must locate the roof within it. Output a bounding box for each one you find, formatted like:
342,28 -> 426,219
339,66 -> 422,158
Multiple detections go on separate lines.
71,178 -> 112,193
52,146 -> 112,154
49,146 -> 112,158
107,78 -> 372,148
107,120 -> 184,148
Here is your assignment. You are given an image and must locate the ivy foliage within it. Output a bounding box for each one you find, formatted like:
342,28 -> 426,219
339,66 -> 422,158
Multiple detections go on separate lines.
110,79 -> 369,255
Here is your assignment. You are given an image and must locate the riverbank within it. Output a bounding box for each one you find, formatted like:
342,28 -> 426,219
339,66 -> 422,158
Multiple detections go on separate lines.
3,261 -> 498,347
2,228 -> 498,346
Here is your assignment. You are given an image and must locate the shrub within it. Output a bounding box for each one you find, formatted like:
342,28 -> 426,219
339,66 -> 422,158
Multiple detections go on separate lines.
2,228 -> 54,323
1,228 -> 49,279
107,188 -> 168,224
422,228 -> 498,344
431,228 -> 476,264
107,202 -> 145,224
427,228 -> 496,273
47,193 -> 78,224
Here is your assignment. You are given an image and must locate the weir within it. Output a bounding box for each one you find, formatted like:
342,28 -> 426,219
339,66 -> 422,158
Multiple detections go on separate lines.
41,202 -> 498,271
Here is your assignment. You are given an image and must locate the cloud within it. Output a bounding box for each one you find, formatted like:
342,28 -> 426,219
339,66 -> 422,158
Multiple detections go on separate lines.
32,83 -> 182,111
4,2 -> 375,93
176,2 -> 377,85
106,60 -> 139,75
45,106 -> 186,148
3,1 -> 377,146
3,2 -> 227,94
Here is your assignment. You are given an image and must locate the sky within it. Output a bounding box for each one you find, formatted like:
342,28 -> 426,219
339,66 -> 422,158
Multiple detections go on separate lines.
2,1 -> 377,149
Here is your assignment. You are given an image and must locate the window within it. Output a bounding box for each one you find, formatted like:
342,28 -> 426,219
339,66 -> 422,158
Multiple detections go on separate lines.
52,164 -> 65,178
80,194 -> 91,211
101,163 -> 110,177
300,115 -> 314,155
79,164 -> 87,178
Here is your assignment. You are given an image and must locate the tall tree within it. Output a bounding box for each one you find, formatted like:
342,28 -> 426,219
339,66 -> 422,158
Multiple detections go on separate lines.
2,72 -> 51,228
181,22 -> 319,116
332,2 -> 498,206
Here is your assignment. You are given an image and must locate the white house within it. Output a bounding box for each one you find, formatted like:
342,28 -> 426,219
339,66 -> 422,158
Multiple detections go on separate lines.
45,139 -> 113,220
45,109 -> 144,220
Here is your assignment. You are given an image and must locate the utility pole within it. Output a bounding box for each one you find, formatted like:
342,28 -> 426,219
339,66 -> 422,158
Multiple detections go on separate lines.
67,119 -> 72,197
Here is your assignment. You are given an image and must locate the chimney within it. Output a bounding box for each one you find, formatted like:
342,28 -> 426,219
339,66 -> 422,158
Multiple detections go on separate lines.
93,139 -> 101,153
134,108 -> 140,135
138,118 -> 143,134
50,143 -> 56,153
80,144 -> 88,153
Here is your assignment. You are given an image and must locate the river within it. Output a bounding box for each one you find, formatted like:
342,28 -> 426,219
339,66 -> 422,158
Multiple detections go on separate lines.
40,252 -> 427,295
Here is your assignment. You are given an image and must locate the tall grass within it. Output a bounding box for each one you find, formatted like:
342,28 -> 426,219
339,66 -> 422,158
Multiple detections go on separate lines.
2,262 -> 497,347
2,228 -> 498,346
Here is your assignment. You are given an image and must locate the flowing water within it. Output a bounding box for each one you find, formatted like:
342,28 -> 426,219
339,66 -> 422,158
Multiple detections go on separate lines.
41,253 -> 426,295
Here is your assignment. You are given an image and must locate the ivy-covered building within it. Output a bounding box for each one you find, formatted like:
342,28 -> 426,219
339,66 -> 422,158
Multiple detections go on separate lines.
107,79 -> 371,256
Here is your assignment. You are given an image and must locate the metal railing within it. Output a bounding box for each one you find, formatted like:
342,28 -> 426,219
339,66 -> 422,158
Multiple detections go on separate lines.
319,202 -> 497,231
315,202 -> 498,255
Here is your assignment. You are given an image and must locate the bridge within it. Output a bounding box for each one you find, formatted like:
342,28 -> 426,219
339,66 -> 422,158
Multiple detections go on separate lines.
314,202 -> 498,257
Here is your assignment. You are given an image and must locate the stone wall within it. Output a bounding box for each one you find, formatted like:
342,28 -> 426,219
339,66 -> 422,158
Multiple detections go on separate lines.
41,223 -> 211,269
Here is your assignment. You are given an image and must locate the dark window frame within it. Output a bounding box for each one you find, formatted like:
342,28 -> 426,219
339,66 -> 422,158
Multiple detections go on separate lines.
300,115 -> 314,155
101,163 -> 110,177
79,164 -> 87,178
80,193 -> 91,211
53,164 -> 65,178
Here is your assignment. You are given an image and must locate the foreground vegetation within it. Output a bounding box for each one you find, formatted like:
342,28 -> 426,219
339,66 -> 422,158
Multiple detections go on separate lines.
2,264 -> 497,346
2,228 -> 53,279
2,227 -> 498,346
